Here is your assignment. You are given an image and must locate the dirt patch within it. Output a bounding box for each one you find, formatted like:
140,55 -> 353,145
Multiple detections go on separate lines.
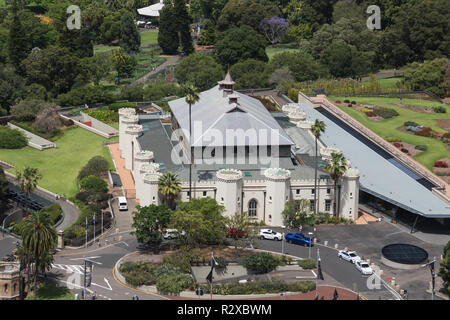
389,140 -> 424,157
433,157 -> 450,184
435,119 -> 450,131
391,103 -> 433,113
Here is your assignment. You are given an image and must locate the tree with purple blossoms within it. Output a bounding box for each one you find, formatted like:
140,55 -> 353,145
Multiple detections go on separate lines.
259,17 -> 289,44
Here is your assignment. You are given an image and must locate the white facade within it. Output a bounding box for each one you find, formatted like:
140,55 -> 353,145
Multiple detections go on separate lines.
117,98 -> 360,226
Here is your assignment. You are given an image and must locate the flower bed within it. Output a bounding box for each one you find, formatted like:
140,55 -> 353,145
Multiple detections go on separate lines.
434,161 -> 449,168
199,280 -> 315,295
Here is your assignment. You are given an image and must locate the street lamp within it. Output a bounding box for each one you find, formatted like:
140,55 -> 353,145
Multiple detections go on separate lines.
308,232 -> 314,259
281,226 -> 286,255
421,256 -> 437,300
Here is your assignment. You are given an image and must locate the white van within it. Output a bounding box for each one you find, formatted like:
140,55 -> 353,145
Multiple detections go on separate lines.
118,197 -> 128,211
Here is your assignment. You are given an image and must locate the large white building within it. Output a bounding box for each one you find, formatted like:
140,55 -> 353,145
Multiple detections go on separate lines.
118,73 -> 360,226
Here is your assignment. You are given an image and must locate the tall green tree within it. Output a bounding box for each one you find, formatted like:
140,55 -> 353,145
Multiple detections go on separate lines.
7,0 -> 31,73
311,119 -> 326,215
0,64 -> 25,110
281,199 -> 309,227
158,172 -> 182,209
439,240 -> 450,294
230,59 -> 270,89
183,83 -> 200,201
21,46 -> 81,97
119,12 -> 141,54
0,166 -> 8,209
217,0 -> 281,32
131,204 -> 172,251
320,41 -> 353,78
111,48 -> 137,84
170,197 -> 227,246
20,211 -> 57,300
325,152 -> 348,218
214,26 -> 268,67
174,0 -> 194,55
16,167 -> 42,199
227,211 -> 256,258
158,0 -> 180,54
174,53 -> 223,90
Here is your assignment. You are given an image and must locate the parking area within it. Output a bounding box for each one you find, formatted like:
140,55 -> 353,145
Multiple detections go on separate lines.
263,222 -> 448,300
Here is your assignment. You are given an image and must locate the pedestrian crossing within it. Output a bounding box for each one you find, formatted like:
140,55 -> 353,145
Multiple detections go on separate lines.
52,264 -> 86,274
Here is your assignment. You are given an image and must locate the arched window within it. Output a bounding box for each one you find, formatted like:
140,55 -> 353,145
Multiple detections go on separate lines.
248,199 -> 257,217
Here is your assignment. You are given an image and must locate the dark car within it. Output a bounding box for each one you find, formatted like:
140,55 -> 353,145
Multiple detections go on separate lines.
227,228 -> 248,238
285,233 -> 313,246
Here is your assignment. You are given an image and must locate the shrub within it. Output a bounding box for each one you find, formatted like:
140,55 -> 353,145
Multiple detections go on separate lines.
78,156 -> 110,180
400,148 -> 409,153
152,264 -> 183,278
347,104 -> 352,107
0,107 -> 7,117
156,273 -> 193,294
404,121 -> 419,127
415,130 -> 432,137
162,253 -> 192,273
335,100 -> 341,104
415,145 -> 427,151
240,252 -> 279,274
434,161 -> 448,168
297,259 -> 316,269
344,99 -> 350,103
121,261 -> 157,286
41,203 -> 63,225
433,106 -> 446,113
386,137 -> 401,142
365,111 -> 377,117
393,142 -> 403,148
80,175 -> 108,193
0,126 -> 28,149
373,108 -> 399,119
56,85 -> 115,107
351,101 -> 356,104
108,102 -> 139,112
84,109 -> 118,123
287,281 -> 316,293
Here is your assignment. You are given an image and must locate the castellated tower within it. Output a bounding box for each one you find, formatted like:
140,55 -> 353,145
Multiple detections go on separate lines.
264,168 -> 291,226
340,167 -> 360,221
140,171 -> 163,207
123,124 -> 143,171
133,151 -> 154,203
216,169 -> 243,218
118,108 -> 137,151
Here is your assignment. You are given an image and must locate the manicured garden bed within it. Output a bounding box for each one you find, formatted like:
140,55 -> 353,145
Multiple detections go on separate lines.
329,96 -> 450,170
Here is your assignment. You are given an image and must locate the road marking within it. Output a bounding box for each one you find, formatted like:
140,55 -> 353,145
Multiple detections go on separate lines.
52,264 -> 85,275
311,270 -> 317,277
55,240 -> 132,257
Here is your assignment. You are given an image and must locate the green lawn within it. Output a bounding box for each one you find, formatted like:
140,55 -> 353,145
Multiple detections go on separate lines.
266,46 -> 301,60
329,96 -> 450,170
0,127 -> 117,198
140,30 -> 159,46
361,76 -> 403,90
27,284 -> 74,300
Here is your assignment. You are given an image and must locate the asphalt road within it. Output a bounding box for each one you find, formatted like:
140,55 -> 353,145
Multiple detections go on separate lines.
253,234 -> 398,300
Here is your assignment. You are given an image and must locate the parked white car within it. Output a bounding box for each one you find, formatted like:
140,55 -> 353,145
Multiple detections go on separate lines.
163,229 -> 185,239
118,197 -> 128,211
355,260 -> 373,275
258,229 -> 282,241
338,250 -> 361,264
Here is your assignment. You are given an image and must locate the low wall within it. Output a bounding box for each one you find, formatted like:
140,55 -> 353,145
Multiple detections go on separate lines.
7,123 -> 56,150
59,114 -> 112,139
80,112 -> 118,137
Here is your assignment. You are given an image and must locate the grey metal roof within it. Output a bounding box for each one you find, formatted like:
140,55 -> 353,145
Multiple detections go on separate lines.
169,85 -> 294,147
292,101 -> 450,219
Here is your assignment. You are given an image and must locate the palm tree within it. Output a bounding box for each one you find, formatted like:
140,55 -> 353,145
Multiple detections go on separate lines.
16,167 -> 41,199
20,211 -> 57,300
311,119 -> 326,215
325,152 -> 348,218
158,172 -> 182,209
183,83 -> 200,200
13,244 -> 30,300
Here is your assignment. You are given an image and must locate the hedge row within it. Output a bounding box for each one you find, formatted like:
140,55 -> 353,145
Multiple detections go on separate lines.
0,126 -> 28,149
200,280 -> 316,295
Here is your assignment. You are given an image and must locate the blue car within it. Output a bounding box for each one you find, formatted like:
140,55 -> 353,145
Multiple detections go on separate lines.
285,233 -> 313,246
